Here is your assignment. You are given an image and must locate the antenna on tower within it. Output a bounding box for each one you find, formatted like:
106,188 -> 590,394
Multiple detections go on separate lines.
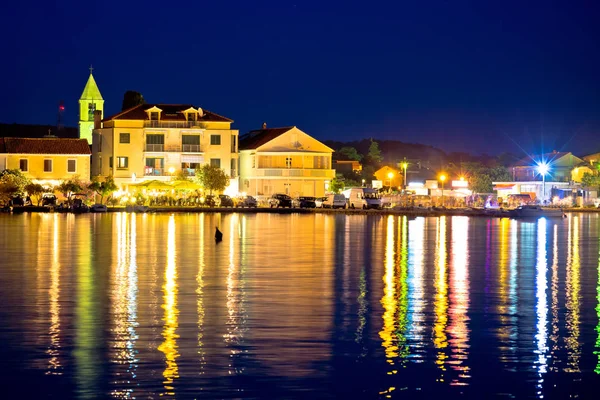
57,100 -> 65,132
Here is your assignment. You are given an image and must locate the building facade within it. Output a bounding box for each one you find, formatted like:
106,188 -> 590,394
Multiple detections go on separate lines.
238,126 -> 334,197
92,104 -> 239,191
79,70 -> 104,144
0,137 -> 91,186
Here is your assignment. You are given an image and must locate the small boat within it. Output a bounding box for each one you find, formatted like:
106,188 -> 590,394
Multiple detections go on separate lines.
90,204 -> 108,213
509,205 -> 565,218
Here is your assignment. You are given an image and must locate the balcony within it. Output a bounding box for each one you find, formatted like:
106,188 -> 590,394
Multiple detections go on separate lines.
182,144 -> 201,153
144,167 -> 165,176
253,168 -> 335,178
144,120 -> 207,129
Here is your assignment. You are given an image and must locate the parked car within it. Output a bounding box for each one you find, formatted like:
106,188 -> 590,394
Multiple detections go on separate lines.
315,196 -> 328,208
204,195 -> 220,207
292,196 -> 317,208
322,194 -> 347,209
41,194 -> 57,206
268,193 -> 292,208
237,195 -> 258,208
218,194 -> 235,207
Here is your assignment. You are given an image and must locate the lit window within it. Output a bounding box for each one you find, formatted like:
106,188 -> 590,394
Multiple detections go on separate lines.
117,157 -> 128,169
120,133 -> 130,143
19,159 -> 28,172
67,159 -> 76,173
210,135 -> 221,145
44,159 -> 53,172
286,157 -> 292,168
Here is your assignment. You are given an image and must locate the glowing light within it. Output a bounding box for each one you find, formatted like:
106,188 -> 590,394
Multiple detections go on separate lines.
387,172 -> 394,179
434,216 -> 448,373
168,167 -> 175,174
565,215 -> 581,373
534,218 -> 549,396
537,162 -> 550,176
440,174 -> 446,182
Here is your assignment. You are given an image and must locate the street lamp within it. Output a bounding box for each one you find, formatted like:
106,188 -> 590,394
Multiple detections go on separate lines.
537,162 -> 549,204
387,172 -> 394,191
401,161 -> 408,189
439,174 -> 446,206
362,178 -> 366,187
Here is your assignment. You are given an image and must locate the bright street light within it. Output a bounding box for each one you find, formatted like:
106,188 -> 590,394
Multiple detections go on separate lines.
401,161 -> 408,189
439,174 -> 446,206
537,162 -> 550,204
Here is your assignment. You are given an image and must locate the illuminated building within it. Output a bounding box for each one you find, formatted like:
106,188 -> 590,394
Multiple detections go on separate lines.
0,137 -> 91,186
238,126 -> 334,197
92,104 -> 239,191
79,68 -> 104,144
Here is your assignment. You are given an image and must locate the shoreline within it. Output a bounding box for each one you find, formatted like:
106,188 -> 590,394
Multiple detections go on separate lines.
5,205 -> 599,217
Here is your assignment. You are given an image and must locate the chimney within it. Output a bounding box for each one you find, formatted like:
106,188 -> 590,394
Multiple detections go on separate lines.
262,122 -> 267,129
94,110 -> 102,129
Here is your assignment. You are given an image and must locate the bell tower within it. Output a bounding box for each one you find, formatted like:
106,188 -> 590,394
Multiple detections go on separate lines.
79,66 -> 104,144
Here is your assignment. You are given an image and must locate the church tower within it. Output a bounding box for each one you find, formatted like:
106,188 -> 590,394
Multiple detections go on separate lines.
79,67 -> 104,144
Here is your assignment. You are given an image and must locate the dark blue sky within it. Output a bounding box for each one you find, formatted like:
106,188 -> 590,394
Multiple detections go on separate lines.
3,0 -> 599,156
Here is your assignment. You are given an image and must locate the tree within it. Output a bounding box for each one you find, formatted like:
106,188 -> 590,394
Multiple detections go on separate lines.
194,164 -> 229,195
24,183 -> 45,206
365,139 -> 383,165
57,178 -> 84,206
329,177 -> 345,193
337,147 -> 363,161
121,90 -> 146,111
88,176 -> 118,205
0,169 -> 29,195
582,172 -> 600,191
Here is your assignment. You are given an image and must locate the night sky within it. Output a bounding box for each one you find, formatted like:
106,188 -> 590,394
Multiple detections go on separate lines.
3,0 -> 599,156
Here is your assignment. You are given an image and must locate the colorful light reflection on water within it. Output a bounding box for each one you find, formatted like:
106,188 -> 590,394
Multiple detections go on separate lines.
1,212 -> 600,399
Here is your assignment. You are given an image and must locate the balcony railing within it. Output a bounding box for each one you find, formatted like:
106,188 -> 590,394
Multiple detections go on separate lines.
145,167 -> 165,176
253,168 -> 335,178
144,120 -> 207,129
182,144 -> 201,152
145,144 -> 191,152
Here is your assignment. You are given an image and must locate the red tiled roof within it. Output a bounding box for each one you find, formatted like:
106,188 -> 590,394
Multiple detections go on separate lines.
239,127 -> 295,150
512,152 -> 571,167
103,104 -> 233,123
1,138 -> 91,155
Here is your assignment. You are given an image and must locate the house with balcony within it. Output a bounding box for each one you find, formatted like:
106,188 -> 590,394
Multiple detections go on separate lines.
494,151 -> 590,204
92,104 -> 239,191
238,126 -> 334,197
0,137 -> 91,186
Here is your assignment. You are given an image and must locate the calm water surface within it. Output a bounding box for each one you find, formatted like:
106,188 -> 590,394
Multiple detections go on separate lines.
1,212 -> 600,399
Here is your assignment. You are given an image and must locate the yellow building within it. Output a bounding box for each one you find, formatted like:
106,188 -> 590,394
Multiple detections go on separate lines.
0,137 -> 91,186
238,126 -> 334,197
92,104 -> 239,191
79,69 -> 104,144
374,165 -> 401,188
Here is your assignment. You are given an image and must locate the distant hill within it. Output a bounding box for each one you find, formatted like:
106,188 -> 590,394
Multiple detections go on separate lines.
0,123 -> 78,139
323,138 -> 520,168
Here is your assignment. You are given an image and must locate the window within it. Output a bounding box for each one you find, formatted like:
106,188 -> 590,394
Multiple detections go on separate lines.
146,134 -> 164,151
210,135 -> 221,145
182,135 -> 200,152
109,156 -> 113,168
230,159 -> 237,177
67,159 -> 77,173
19,159 -> 28,172
231,135 -> 237,152
120,133 -> 130,143
117,157 -> 128,169
210,158 -> 221,168
286,157 -> 292,168
150,111 -> 159,120
88,103 -> 96,121
187,113 -> 196,122
44,159 -> 53,172
145,157 -> 164,175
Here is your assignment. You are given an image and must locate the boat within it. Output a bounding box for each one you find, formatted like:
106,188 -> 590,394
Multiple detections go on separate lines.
90,204 -> 108,213
509,205 -> 565,218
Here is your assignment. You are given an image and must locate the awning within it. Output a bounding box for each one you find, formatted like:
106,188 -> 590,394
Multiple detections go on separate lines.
181,155 -> 203,163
